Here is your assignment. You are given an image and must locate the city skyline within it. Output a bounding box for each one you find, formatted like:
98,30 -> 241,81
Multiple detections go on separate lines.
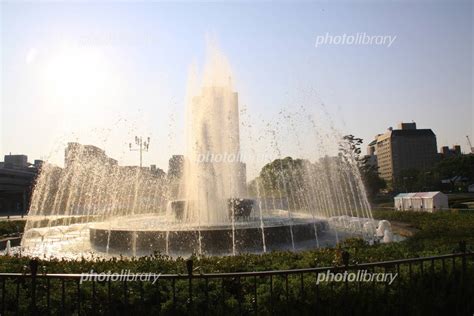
1,120 -> 470,171
1,1 -> 472,177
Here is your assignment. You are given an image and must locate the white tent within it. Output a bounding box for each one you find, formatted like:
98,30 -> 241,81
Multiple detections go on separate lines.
394,192 -> 448,212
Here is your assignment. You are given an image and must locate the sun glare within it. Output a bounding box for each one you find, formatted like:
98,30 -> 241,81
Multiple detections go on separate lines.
44,47 -> 108,100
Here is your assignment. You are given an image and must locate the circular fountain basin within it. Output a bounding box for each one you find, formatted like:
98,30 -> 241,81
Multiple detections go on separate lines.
89,212 -> 329,256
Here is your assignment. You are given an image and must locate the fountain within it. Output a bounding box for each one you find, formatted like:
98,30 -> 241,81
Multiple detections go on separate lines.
20,43 -> 384,258
87,71 -> 330,255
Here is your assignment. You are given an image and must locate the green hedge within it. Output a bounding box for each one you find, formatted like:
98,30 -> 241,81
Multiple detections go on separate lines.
0,220 -> 25,236
1,211 -> 474,273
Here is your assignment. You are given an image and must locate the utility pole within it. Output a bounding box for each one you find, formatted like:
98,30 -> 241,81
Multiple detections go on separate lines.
129,136 -> 150,168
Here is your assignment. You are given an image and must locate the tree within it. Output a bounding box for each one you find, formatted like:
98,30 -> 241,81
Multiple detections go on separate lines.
393,168 -> 421,193
248,157 -> 312,210
360,160 -> 387,198
339,135 -> 386,199
257,157 -> 308,197
435,155 -> 474,191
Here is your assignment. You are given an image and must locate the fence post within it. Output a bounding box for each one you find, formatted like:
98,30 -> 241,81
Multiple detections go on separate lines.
459,240 -> 467,279
342,250 -> 350,266
458,240 -> 467,313
29,259 -> 38,315
341,251 -> 350,313
187,259 -> 193,310
459,240 -> 466,275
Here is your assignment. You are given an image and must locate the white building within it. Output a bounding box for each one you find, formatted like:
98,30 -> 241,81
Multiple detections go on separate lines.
394,191 -> 448,212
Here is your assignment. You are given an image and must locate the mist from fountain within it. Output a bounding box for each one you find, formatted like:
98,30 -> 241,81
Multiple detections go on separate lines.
20,42 -> 379,258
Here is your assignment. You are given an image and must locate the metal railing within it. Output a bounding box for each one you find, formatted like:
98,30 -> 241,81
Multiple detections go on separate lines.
1,246 -> 473,315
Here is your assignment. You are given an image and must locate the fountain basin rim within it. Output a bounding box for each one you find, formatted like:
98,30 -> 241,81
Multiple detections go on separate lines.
89,216 -> 330,255
88,215 -> 327,232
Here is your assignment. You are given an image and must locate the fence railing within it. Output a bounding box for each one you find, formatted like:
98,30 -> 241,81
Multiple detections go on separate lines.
1,247 -> 473,315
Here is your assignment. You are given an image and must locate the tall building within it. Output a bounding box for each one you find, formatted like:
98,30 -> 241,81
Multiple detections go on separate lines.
368,122 -> 437,183
0,154 -> 40,214
440,145 -> 462,158
4,154 -> 28,169
167,155 -> 184,180
65,142 -> 118,168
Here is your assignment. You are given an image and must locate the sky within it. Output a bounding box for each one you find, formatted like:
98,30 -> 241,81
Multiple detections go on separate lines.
1,0 -> 472,178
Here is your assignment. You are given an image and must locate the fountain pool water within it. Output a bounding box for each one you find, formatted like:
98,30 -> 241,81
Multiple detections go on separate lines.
19,43 -> 394,259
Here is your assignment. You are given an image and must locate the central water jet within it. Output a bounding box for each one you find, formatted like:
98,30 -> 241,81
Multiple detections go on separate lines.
179,83 -> 247,224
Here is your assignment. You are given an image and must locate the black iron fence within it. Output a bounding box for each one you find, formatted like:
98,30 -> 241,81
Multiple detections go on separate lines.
1,249 -> 473,315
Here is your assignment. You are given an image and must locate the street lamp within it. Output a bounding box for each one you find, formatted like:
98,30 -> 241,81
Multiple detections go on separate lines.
129,136 -> 150,168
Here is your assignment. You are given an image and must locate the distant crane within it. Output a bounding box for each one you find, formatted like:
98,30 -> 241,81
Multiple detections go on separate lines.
466,135 -> 474,154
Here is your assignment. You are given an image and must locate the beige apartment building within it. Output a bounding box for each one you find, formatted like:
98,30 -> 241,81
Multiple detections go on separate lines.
367,122 -> 438,183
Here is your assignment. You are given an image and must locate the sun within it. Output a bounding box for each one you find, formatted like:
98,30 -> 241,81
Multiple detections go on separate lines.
44,46 -> 108,100
40,45 -> 121,129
